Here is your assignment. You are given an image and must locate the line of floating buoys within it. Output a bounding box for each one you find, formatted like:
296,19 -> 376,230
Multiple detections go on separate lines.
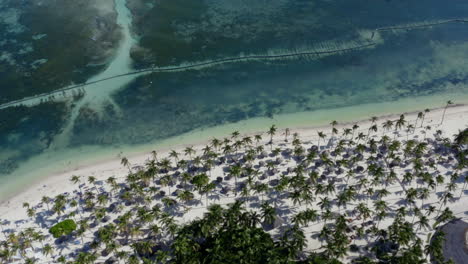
1,18 -> 468,110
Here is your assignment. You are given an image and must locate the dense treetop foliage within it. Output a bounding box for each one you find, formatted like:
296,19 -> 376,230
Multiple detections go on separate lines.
49,219 -> 77,239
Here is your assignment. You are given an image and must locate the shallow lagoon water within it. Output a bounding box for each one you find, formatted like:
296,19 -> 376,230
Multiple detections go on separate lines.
1,0 -> 468,200
0,0 -> 119,104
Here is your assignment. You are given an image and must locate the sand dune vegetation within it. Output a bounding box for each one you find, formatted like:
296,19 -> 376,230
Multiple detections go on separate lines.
0,105 -> 467,264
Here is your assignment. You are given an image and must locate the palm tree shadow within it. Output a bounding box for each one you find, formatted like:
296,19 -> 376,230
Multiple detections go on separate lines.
34,212 -> 52,229
244,196 -> 260,208
281,150 -> 292,159
208,193 -> 221,203
54,236 -> 72,255
276,204 -> 294,217
395,199 -> 410,207
163,204 -> 184,217
4,228 -> 15,235
249,201 -> 262,209
187,199 -> 203,207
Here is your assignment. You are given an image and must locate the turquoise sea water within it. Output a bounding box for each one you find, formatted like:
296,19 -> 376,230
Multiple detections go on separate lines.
1,0 -> 468,199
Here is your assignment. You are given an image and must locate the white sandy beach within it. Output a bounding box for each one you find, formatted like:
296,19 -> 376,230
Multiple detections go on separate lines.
0,103 -> 467,263
1,104 -> 467,211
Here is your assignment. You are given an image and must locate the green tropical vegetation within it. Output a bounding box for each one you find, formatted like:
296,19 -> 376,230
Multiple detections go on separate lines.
0,112 -> 466,263
49,219 -> 77,238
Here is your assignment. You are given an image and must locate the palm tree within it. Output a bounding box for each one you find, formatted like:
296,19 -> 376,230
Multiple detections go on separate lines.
184,146 -> 196,160
24,258 -> 37,264
434,208 -> 455,229
300,188 -> 315,208
169,150 -> 179,164
242,136 -> 253,149
97,193 -> 109,207
440,100 -> 453,124
88,176 -> 97,192
317,131 -> 326,149
420,108 -> 430,127
229,165 -> 242,196
26,208 -> 36,219
70,175 -> 80,186
222,144 -> 233,157
317,197 -> 331,212
211,138 -> 222,152
330,120 -> 338,128
290,190 -> 303,206
425,231 -> 445,262
356,203 -> 372,224
202,145 -> 212,157
121,156 -> 131,172
365,124 -> 377,141
75,252 -> 97,264
355,132 -> 366,144
106,176 -> 118,197
414,111 -> 423,130
191,173 -> 209,201
330,121 -> 338,139
159,158 -> 172,172
233,140 -> 244,154
222,138 -> 232,147
437,191 -> 454,217
415,186 -> 428,206
42,243 -> 53,257
180,172 -> 192,190
454,128 -> 468,146
405,124 -> 414,140
415,215 -> 430,231
254,183 -> 269,203
260,202 -> 276,226
382,120 -> 393,135
151,150 -> 158,162
267,125 -> 277,146
373,199 -> 388,227
41,196 -> 51,212
352,124 -> 359,139
284,128 -> 291,142
325,182 -> 336,196
395,114 -> 406,138
203,182 -> 216,207
231,130 -> 240,140
343,128 -> 352,140
253,134 -> 262,146
52,194 -> 67,216
160,175 -> 172,196
70,175 -> 83,196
